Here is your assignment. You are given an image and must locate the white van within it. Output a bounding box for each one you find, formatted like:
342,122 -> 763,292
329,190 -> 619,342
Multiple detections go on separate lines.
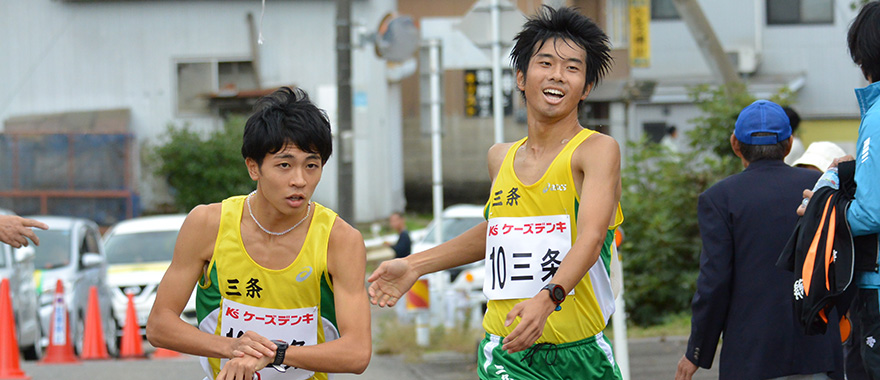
102,214 -> 196,334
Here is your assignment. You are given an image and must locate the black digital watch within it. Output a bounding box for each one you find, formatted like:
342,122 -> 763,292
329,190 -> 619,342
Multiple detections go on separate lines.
542,283 -> 566,311
270,339 -> 289,373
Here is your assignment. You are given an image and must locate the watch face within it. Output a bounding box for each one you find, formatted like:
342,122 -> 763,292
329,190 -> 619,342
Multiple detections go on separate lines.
552,286 -> 565,302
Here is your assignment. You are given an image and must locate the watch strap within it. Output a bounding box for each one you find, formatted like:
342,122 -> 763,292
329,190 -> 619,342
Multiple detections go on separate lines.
270,340 -> 288,373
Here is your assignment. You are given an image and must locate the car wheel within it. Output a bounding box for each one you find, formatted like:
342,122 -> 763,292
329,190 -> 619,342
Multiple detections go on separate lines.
73,311 -> 84,356
21,311 -> 43,361
104,317 -> 119,358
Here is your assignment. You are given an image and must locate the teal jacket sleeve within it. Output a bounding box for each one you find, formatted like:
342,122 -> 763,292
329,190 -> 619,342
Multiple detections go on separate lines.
847,110 -> 880,236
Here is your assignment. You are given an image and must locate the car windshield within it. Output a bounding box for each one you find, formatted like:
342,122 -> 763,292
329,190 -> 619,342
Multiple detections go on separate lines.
105,230 -> 180,265
422,217 -> 484,244
32,230 -> 72,270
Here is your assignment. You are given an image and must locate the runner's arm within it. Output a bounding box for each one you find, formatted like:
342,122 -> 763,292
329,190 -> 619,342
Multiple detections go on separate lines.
502,135 -> 621,353
368,143 -> 510,307
146,204 -> 276,360
279,218 -> 371,374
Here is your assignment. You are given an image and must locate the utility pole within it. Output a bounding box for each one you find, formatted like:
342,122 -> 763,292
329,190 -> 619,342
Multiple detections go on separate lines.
490,0 -> 504,144
336,0 -> 354,222
671,0 -> 741,86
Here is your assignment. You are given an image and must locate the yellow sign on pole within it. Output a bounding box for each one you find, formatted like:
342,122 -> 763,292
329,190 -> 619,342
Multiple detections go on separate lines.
629,0 -> 651,68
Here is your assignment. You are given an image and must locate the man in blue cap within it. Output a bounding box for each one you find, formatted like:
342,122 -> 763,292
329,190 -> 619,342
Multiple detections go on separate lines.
676,100 -> 844,380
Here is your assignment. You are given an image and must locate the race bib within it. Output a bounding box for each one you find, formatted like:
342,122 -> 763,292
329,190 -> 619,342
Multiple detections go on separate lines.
483,215 -> 573,300
219,300 -> 318,380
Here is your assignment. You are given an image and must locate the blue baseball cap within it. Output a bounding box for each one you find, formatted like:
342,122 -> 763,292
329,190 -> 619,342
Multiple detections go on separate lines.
734,100 -> 792,145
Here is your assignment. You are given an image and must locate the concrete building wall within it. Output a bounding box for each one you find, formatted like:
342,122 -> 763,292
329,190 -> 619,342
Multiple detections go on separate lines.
630,0 -> 865,152
1,0 -> 404,222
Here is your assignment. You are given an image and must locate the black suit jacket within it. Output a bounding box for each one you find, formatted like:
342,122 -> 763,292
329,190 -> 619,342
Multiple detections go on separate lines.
686,159 -> 842,379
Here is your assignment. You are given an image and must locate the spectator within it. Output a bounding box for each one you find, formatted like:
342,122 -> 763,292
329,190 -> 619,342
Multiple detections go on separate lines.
793,141 -> 848,172
384,212 -> 411,259
784,106 -> 806,166
676,100 -> 843,380
660,125 -> 680,153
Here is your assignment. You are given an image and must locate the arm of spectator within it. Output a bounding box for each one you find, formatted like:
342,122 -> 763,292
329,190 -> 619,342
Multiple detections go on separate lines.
685,193 -> 733,369
0,215 -> 49,248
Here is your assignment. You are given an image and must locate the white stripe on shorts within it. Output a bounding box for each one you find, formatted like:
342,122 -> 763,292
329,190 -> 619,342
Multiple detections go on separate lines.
483,334 -> 502,372
595,331 -> 616,367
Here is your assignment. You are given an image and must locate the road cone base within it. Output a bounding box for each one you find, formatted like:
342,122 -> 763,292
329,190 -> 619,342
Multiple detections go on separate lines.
0,370 -> 30,379
80,286 -> 110,360
41,339 -> 80,364
151,348 -> 183,359
0,279 -> 32,378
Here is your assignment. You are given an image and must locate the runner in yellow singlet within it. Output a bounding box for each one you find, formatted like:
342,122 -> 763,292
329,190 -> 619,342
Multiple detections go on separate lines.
147,87 -> 371,380
369,6 -> 622,379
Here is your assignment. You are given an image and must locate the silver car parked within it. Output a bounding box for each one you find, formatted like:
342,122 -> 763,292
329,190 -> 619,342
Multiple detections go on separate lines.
29,216 -> 118,357
0,209 -> 42,360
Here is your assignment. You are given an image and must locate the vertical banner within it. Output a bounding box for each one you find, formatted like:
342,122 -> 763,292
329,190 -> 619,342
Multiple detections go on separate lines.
464,69 -> 514,118
629,0 -> 651,68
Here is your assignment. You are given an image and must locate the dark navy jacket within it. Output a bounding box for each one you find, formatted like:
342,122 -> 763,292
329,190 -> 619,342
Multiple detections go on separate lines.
686,159 -> 842,379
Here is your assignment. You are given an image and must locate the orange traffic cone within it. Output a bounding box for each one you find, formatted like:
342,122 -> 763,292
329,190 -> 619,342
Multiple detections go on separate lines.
0,278 -> 31,379
119,293 -> 144,359
151,347 -> 182,359
40,279 -> 78,364
79,286 -> 109,360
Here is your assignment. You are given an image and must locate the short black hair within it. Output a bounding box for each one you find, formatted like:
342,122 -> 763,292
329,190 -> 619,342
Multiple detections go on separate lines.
848,1 -> 880,82
737,132 -> 791,162
782,106 -> 800,132
510,6 -> 612,101
241,87 -> 333,167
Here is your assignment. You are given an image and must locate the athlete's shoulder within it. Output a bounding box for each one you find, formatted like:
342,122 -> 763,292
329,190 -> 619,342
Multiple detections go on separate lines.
185,202 -> 222,224
573,131 -> 619,165
488,141 -> 518,179
488,142 -> 516,163
327,215 -> 365,247
580,130 -> 619,150
182,203 -> 222,239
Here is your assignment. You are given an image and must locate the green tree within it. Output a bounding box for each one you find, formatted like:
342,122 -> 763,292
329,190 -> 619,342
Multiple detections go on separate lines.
149,116 -> 254,212
853,0 -> 871,10
620,83 -> 792,326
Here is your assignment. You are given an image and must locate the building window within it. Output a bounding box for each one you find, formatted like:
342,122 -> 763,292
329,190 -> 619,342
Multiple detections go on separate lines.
606,0 -> 628,47
176,59 -> 257,115
767,0 -> 833,25
651,0 -> 680,20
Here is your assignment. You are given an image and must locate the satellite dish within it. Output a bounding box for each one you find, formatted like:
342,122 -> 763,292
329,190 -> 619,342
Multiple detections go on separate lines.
375,13 -> 419,63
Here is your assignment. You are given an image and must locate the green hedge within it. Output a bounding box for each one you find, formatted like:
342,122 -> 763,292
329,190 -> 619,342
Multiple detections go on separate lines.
149,116 -> 255,213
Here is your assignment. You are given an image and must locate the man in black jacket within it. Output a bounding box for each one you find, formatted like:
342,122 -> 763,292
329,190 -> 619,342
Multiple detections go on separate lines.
385,212 -> 411,259
676,100 -> 843,380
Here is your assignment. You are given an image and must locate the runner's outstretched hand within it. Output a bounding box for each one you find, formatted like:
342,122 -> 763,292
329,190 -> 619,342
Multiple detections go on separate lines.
368,258 -> 419,307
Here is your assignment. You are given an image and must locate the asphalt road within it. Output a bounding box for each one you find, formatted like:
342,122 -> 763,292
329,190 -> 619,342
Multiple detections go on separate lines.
16,336 -> 719,380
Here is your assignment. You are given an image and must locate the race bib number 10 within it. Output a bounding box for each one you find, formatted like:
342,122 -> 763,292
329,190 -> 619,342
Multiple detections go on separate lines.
483,215 -> 572,300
